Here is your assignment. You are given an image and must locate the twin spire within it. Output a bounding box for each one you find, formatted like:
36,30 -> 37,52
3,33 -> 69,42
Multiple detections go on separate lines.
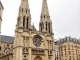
17,0 -> 52,34
20,0 -> 49,14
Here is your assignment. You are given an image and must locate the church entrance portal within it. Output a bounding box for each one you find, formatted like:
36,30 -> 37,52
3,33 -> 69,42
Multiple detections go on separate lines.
34,56 -> 42,60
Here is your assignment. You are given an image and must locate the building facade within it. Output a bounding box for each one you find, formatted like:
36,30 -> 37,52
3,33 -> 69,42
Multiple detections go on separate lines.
0,0 -> 55,60
55,36 -> 80,60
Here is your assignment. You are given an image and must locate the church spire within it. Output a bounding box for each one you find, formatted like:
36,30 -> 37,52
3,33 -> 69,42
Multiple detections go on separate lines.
19,0 -> 30,14
17,0 -> 31,30
41,0 -> 49,16
39,0 -> 53,35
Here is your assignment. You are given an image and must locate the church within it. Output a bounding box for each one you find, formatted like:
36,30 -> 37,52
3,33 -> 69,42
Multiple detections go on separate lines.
0,0 -> 55,60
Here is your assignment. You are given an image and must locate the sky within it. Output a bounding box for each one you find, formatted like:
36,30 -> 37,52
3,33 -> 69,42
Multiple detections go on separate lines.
1,0 -> 80,39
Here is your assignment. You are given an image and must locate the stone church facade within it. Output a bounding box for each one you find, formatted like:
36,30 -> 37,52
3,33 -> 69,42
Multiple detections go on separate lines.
0,0 -> 55,60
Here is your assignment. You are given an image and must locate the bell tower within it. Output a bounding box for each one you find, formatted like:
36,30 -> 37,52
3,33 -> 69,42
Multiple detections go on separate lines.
39,0 -> 53,35
13,0 -> 31,60
17,0 -> 31,30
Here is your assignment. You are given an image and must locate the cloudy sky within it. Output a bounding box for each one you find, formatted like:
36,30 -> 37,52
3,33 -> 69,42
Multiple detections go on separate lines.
1,0 -> 80,39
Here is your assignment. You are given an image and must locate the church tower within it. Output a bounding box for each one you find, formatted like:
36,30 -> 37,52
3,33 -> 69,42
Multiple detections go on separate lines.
0,1 -> 4,42
13,0 -> 54,60
39,0 -> 53,35
17,0 -> 31,30
13,0 -> 32,60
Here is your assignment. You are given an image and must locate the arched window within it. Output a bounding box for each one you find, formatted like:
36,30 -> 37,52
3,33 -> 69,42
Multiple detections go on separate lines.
26,17 -> 29,29
48,23 -> 50,33
44,15 -> 45,18
46,22 -> 47,30
23,16 -> 25,28
0,46 -> 1,50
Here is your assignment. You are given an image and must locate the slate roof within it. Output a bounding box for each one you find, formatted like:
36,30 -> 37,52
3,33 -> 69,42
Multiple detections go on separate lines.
1,35 -> 14,43
55,37 -> 80,45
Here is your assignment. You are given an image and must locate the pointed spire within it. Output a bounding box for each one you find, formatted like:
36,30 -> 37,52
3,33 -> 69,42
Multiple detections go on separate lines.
39,0 -> 53,34
19,0 -> 30,13
21,0 -> 29,9
41,0 -> 49,15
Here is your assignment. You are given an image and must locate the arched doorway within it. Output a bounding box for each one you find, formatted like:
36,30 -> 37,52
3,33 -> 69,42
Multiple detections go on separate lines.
34,56 -> 42,60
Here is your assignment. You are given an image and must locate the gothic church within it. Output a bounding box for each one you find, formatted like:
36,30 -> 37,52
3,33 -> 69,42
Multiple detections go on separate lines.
0,0 -> 55,60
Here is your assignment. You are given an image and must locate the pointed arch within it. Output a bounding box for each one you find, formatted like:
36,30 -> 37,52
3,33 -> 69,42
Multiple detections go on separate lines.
48,23 -> 50,33
26,17 -> 29,29
23,16 -> 25,28
34,56 -> 42,60
46,22 -> 47,30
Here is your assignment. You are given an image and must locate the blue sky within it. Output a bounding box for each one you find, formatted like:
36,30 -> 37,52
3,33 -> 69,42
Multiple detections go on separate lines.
1,0 -> 80,39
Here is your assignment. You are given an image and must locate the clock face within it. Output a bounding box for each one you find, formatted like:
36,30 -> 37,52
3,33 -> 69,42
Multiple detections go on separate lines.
33,38 -> 41,47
